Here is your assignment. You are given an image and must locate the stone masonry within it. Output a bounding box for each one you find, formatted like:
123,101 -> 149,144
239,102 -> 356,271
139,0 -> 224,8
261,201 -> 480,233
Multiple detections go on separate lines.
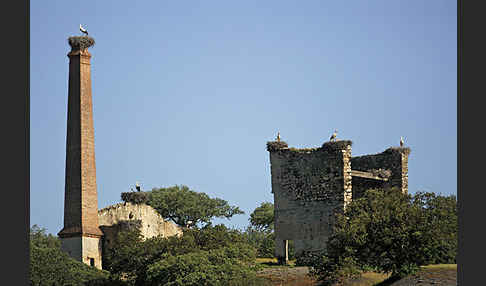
98,202 -> 183,251
58,36 -> 103,270
267,139 -> 410,264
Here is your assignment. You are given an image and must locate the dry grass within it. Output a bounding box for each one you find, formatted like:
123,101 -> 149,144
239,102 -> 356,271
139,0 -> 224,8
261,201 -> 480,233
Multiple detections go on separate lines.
374,264 -> 457,286
256,258 -> 296,267
255,261 -> 456,286
421,264 -> 457,270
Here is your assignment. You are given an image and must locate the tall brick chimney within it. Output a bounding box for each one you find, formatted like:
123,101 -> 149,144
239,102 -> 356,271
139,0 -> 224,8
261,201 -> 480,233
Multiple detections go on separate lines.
58,36 -> 103,270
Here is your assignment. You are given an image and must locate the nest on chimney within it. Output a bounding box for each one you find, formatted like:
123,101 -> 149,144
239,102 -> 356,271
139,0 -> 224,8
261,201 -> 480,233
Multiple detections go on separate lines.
68,36 -> 95,50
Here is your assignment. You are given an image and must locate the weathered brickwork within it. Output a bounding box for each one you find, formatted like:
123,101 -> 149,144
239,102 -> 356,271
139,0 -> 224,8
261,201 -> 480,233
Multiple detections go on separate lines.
59,36 -> 103,270
268,139 -> 410,263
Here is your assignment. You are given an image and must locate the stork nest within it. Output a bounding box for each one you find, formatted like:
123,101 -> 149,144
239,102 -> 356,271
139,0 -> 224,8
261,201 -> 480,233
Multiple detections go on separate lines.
267,141 -> 289,152
68,36 -> 95,50
322,140 -> 353,151
385,146 -> 411,155
121,192 -> 149,204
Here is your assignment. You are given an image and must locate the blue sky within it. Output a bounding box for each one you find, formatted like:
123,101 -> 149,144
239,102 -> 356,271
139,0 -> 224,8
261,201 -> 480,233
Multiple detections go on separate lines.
31,1 -> 457,235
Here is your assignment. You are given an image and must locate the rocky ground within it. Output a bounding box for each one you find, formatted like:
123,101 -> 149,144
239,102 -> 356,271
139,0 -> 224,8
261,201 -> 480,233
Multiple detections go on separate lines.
256,264 -> 457,286
258,266 -> 317,286
384,265 -> 457,286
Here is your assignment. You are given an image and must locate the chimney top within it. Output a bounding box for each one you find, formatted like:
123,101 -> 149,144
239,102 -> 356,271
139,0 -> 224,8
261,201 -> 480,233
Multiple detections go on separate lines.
68,36 -> 95,51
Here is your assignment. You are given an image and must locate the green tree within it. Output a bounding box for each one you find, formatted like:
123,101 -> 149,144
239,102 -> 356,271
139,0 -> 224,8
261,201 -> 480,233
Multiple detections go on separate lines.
310,188 -> 458,284
103,224 -> 261,285
29,226 -> 112,286
146,246 -> 263,286
30,224 -> 61,249
147,185 -> 244,228
244,228 -> 275,258
249,202 -> 274,232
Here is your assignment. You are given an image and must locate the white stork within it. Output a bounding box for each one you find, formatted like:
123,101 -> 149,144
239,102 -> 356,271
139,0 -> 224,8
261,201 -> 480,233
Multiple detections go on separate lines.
330,130 -> 337,142
400,136 -> 404,147
135,181 -> 141,192
276,131 -> 281,142
80,24 -> 88,36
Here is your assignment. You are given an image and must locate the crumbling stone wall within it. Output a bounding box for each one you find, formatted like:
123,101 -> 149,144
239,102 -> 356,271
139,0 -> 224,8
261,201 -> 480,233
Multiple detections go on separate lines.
268,139 -> 410,263
351,147 -> 410,195
351,176 -> 388,199
268,140 -> 352,262
98,202 -> 182,250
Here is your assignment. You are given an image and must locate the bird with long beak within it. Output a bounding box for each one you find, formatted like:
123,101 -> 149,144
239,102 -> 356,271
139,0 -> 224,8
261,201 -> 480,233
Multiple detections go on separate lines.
80,24 -> 88,36
276,131 -> 281,142
400,136 -> 404,147
330,130 -> 337,142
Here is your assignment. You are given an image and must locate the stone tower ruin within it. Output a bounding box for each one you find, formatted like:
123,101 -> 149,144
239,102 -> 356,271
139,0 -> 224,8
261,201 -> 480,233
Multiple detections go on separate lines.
267,138 -> 410,264
58,36 -> 103,269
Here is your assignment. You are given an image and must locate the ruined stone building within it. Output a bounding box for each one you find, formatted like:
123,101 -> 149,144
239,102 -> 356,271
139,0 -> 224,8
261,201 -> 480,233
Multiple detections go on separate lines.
267,139 -> 410,264
98,202 -> 182,251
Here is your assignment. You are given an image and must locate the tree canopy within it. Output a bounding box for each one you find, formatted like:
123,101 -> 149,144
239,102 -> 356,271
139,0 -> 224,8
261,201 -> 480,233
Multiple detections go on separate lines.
103,224 -> 266,285
29,225 -> 114,286
308,188 -> 457,285
249,202 -> 274,232
147,185 -> 244,228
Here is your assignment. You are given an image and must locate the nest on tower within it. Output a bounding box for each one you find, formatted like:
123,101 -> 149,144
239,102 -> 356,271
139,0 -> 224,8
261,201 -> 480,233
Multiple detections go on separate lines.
267,141 -> 289,152
385,146 -> 411,155
68,36 -> 95,51
322,140 -> 353,151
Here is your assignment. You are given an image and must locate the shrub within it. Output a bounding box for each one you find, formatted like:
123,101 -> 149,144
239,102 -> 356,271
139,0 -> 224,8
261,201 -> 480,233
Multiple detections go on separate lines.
146,246 -> 261,286
295,251 -> 325,267
103,224 -> 261,285
308,188 -> 457,283
245,228 -> 275,258
30,224 -> 61,249
30,242 -> 110,286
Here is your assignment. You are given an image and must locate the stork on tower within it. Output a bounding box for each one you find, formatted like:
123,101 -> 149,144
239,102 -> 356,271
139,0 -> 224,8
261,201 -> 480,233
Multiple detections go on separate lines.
400,136 -> 404,147
276,131 -> 281,142
80,24 -> 88,36
330,130 -> 337,142
135,181 -> 141,192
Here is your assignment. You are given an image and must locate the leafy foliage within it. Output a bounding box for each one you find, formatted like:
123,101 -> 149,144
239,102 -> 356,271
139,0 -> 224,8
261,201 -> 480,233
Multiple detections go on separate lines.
147,185 -> 244,228
103,224 -> 263,286
249,202 -> 274,232
245,228 -> 276,258
29,225 -> 114,286
30,224 -> 61,249
246,202 -> 275,258
146,246 -> 264,286
246,202 -> 298,259
308,188 -> 458,284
